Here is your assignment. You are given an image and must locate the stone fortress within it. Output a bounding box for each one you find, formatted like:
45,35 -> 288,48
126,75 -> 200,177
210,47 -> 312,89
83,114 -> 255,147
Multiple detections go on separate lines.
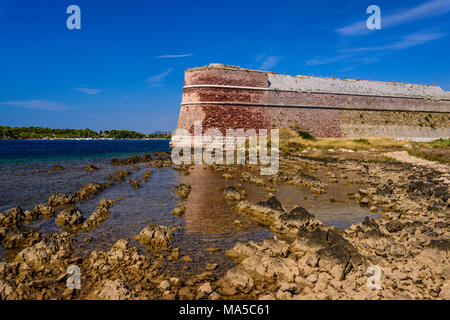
176,64 -> 450,140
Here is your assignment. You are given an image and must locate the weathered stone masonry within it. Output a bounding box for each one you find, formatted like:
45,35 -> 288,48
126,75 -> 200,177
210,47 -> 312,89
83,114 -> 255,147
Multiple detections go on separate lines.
176,64 -> 450,139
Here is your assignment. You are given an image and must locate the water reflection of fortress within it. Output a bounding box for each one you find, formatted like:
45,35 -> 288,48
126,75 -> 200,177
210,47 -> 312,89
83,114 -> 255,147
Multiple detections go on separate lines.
180,165 -> 262,236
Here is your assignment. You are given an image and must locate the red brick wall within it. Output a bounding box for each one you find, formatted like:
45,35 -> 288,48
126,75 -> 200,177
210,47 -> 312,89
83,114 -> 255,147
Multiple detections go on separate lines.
177,67 -> 450,138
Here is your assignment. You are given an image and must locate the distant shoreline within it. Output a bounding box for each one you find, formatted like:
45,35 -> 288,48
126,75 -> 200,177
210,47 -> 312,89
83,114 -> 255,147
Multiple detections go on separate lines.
0,126 -> 172,140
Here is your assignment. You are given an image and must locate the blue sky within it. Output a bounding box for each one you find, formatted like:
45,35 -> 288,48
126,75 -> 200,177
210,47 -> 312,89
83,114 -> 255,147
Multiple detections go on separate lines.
0,0 -> 449,133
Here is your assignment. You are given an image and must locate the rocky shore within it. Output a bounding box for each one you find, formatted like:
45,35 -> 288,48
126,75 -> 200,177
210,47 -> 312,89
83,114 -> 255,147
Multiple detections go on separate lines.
0,148 -> 448,300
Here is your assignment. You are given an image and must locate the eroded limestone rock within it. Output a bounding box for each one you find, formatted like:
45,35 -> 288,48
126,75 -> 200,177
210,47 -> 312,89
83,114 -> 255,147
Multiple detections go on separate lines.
135,224 -> 173,248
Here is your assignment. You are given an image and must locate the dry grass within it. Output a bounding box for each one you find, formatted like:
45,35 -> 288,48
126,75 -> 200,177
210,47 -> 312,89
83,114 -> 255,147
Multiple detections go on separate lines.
279,128 -> 407,152
408,149 -> 450,164
279,128 -> 450,164
408,138 -> 450,164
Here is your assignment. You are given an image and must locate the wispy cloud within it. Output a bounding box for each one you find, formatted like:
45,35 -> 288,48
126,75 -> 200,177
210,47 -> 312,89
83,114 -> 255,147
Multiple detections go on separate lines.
72,87 -> 102,95
146,68 -> 174,86
255,54 -> 281,70
340,31 -> 445,53
307,31 -> 444,67
0,100 -> 70,111
258,56 -> 281,70
337,0 -> 450,36
306,54 -> 353,66
154,53 -> 194,59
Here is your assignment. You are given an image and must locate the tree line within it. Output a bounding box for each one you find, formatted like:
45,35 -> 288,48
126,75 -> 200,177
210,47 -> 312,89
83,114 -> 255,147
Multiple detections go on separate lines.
0,126 -> 171,140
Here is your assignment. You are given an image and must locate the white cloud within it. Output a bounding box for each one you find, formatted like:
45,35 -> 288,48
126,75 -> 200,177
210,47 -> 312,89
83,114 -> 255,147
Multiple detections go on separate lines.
306,54 -> 353,66
307,31 -> 444,67
340,32 -> 445,53
257,56 -> 281,70
146,68 -> 174,85
155,53 -> 194,59
337,0 -> 450,36
0,100 -> 70,111
72,87 -> 102,95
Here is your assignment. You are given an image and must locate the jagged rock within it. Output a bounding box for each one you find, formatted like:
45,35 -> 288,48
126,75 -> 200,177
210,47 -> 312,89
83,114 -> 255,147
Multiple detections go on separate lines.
82,198 -> 115,232
206,263 -> 218,271
223,186 -> 244,201
272,207 -> 320,239
221,268 -> 254,295
0,207 -> 25,226
0,279 -> 14,299
15,232 -> 72,271
135,224 -> 173,248
360,197 -> 370,205
258,197 -> 285,212
2,227 -> 41,249
86,165 -> 99,171
209,292 -> 221,300
296,226 -> 363,278
429,239 -> 450,251
107,169 -> 131,182
48,193 -> 74,207
439,280 -> 450,300
280,206 -> 314,222
56,206 -> 83,227
182,255 -> 192,262
235,200 -> 281,226
158,280 -> 170,291
175,183 -> 192,199
240,172 -> 265,186
171,205 -> 186,217
178,287 -> 194,300
226,239 -> 298,282
385,221 -> 403,233
86,239 -> 152,279
93,279 -> 135,300
32,204 -> 55,217
73,182 -> 109,201
354,217 -> 386,239
198,282 -> 213,295
112,154 -> 153,165
187,272 -> 216,286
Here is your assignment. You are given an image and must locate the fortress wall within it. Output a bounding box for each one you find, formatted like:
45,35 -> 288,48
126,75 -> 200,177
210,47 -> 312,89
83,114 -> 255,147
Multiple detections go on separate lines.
185,67 -> 269,87
267,73 -> 450,100
177,65 -> 450,139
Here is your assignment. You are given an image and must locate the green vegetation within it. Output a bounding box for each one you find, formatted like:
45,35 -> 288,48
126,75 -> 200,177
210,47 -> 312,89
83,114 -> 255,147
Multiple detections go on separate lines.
0,126 -> 171,140
103,130 -> 145,139
429,138 -> 450,148
280,128 -> 408,152
297,131 -> 316,140
408,138 -> 450,164
146,132 -> 172,139
279,128 -> 450,164
408,149 -> 450,164
352,138 -> 371,145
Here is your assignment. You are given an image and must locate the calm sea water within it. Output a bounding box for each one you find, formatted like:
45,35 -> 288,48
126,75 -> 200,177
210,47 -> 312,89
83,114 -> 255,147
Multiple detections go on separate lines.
0,140 -> 273,279
0,139 -> 171,162
0,140 -> 372,279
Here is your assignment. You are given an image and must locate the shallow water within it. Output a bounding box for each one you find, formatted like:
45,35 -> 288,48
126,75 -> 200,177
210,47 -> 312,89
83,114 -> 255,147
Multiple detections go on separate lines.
0,140 -> 374,279
244,169 -> 375,230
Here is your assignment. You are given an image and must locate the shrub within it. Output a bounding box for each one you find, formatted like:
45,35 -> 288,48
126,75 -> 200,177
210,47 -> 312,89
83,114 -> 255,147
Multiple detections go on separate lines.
298,131 -> 316,140
352,138 -> 371,145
